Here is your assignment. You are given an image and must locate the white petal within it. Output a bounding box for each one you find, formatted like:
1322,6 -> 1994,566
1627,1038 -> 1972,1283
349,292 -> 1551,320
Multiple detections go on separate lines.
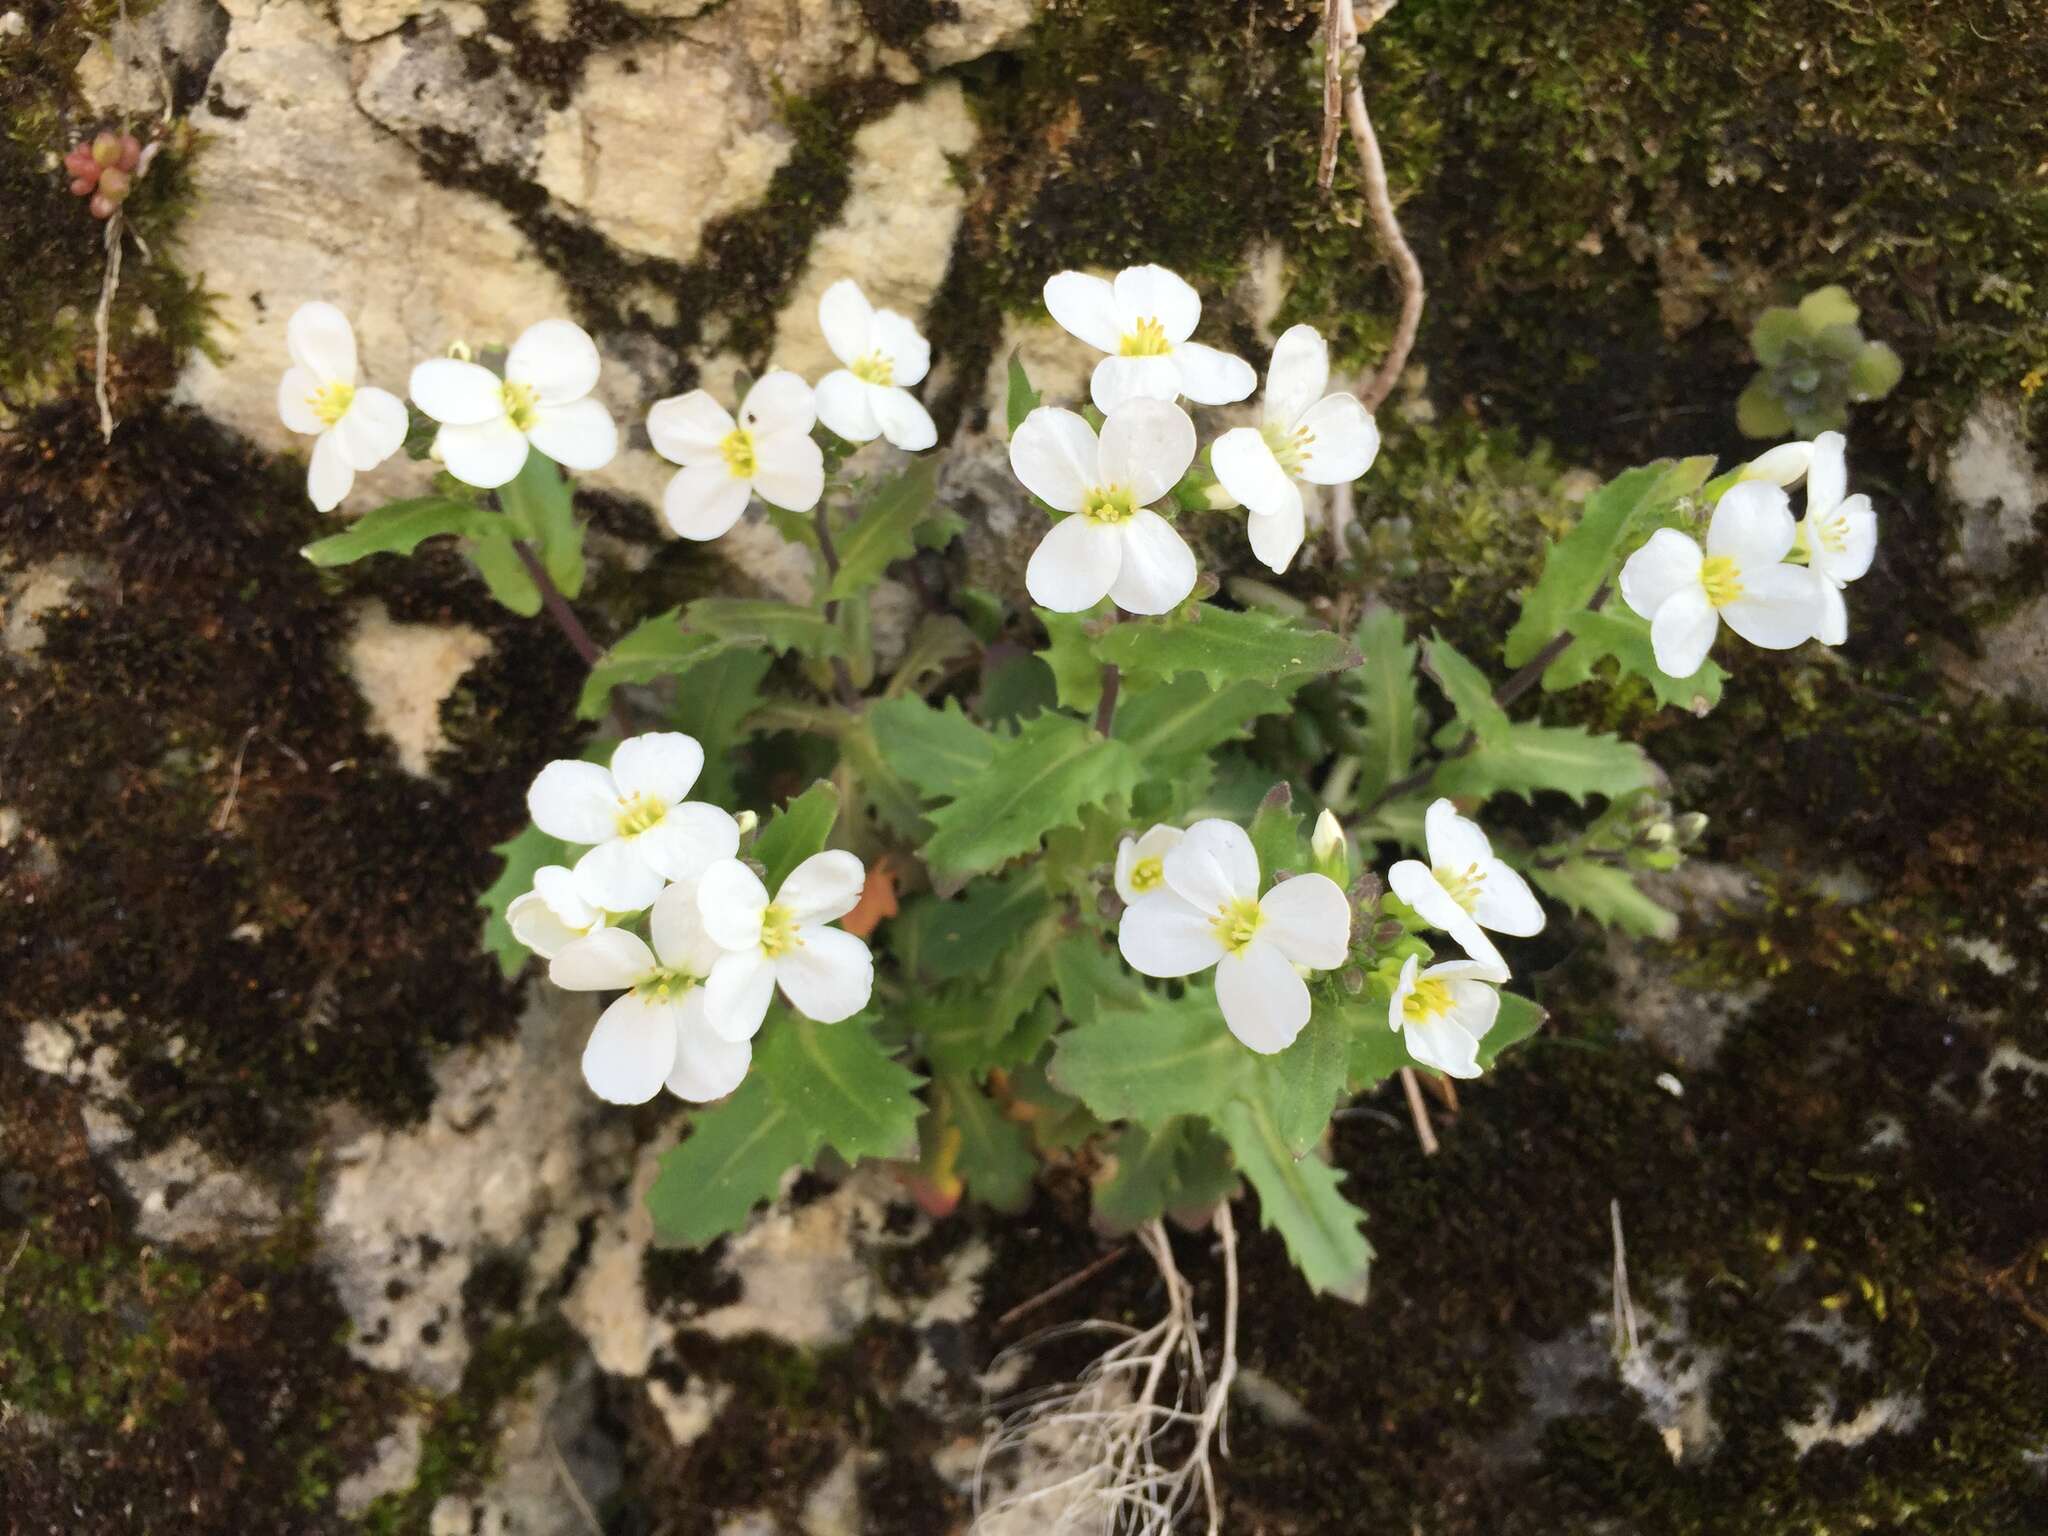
1649,588 -> 1721,678
1169,342 -> 1256,405
749,430 -> 825,512
409,357 -> 503,426
1295,395 -> 1380,484
508,891 -> 580,959
1720,564 -> 1825,651
1806,431 -> 1846,515
528,397 -> 617,472
1113,837 -> 1141,906
741,369 -> 816,437
1112,264 -> 1201,343
1108,510 -> 1197,615
334,386 -> 409,471
1090,354 -> 1182,413
1214,940 -> 1310,1054
287,301 -> 356,385
776,926 -> 873,1023
1211,427 -> 1299,520
1745,440 -> 1813,489
1246,498 -> 1307,574
1257,874 -> 1351,969
1470,859 -> 1544,937
636,803 -> 741,884
1386,951 -> 1421,1032
1114,824 -> 1184,905
277,367 -> 325,435
528,759 -> 619,844
870,310 -> 931,386
1403,1017 -> 1482,1079
1043,271 -> 1121,353
664,465 -> 752,540
610,732 -> 704,804
697,858 -> 770,952
582,993 -> 678,1105
1442,977 -> 1502,1043
534,864 -> 600,927
1118,892 -> 1226,977
665,1003 -> 751,1102
551,927 -> 656,991
814,369 -> 880,443
1422,798 -> 1493,869
646,390 -> 736,466
1009,408 -> 1098,513
1619,529 -> 1704,621
1163,818 -> 1259,913
507,318 -> 601,404
1814,580 -> 1848,646
573,838 -> 668,914
778,850 -> 866,923
1817,494 -> 1877,583
869,386 -> 937,452
1706,481 -> 1796,566
1263,324 -> 1329,428
1389,862 -> 1507,977
817,278 -> 875,366
307,431 -> 355,512
650,880 -> 724,976
1025,513 -> 1121,613
436,417 -> 530,490
703,949 -> 776,1041
1097,398 -> 1195,506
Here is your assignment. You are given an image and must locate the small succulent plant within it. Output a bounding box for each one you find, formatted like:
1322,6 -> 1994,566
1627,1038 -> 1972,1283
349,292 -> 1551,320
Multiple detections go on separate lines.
1737,285 -> 1902,439
63,130 -> 144,220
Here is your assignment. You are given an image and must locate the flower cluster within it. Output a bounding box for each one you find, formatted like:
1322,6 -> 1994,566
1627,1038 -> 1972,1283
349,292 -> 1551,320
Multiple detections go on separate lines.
514,733 -> 874,1105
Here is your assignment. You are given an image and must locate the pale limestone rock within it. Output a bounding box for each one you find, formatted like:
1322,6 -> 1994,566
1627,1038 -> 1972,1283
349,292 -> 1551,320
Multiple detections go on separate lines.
74,0 -> 227,116
336,1413 -> 427,1517
353,22 -> 548,169
335,0 -> 482,43
1945,398 -> 2044,577
1969,591 -> 2048,708
428,1359 -> 621,1536
564,1126 -> 683,1377
923,0 -> 1044,67
646,1375 -> 730,1448
2,555 -> 114,658
342,599 -> 492,777
799,1449 -> 864,1536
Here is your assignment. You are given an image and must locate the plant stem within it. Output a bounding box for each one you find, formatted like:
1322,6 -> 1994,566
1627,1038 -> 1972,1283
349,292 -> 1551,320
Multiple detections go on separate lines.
511,539 -> 603,666
813,503 -> 861,708
1094,662 -> 1121,737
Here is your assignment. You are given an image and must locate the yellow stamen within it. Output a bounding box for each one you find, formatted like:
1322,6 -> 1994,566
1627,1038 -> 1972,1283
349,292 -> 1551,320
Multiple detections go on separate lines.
1211,896 -> 1264,955
759,902 -> 801,958
637,966 -> 700,1003
1118,316 -> 1171,357
851,353 -> 895,386
1811,514 -> 1849,555
1082,484 -> 1138,525
1259,420 -> 1314,478
1699,554 -> 1744,608
1402,977 -> 1453,1025
310,380 -> 355,427
615,794 -> 667,837
1130,856 -> 1164,894
501,379 -> 540,433
1433,862 -> 1487,914
720,427 -> 758,479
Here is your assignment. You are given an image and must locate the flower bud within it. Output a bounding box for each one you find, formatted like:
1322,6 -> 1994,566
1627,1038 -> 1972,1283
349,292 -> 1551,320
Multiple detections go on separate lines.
1741,440 -> 1813,489
1311,808 -> 1350,883
91,130 -> 122,167
96,166 -> 131,203
70,176 -> 96,196
733,808 -> 759,836
89,191 -> 117,220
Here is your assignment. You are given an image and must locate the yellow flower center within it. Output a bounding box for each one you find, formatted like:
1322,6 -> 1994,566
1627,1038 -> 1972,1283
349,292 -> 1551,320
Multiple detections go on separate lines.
310,380 -> 355,428
1082,484 -> 1138,525
615,794 -> 668,837
1118,316 -> 1171,357
636,966 -> 700,1003
1699,554 -> 1744,608
1433,862 -> 1486,914
851,352 -> 894,386
1402,977 -> 1454,1025
720,427 -> 758,479
1810,514 -> 1849,555
1211,896 -> 1264,956
1259,420 -> 1314,478
759,902 -> 801,958
501,379 -> 541,433
1129,855 -> 1165,894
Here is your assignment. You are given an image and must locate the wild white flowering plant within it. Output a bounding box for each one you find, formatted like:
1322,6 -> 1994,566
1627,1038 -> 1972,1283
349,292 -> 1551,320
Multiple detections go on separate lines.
292,256 -> 1877,1306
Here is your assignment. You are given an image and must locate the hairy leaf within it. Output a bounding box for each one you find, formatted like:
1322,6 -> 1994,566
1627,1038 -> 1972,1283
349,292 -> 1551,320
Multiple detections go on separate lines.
1217,1098 -> 1371,1302
1432,721 -> 1654,804
868,695 -> 996,800
1350,607 -> 1420,802
647,1075 -> 821,1246
576,610 -> 710,720
1530,858 -> 1677,940
1095,604 -> 1357,691
502,452 -> 585,598
687,597 -> 847,659
1051,935 -> 1151,1027
751,780 -> 840,891
898,870 -> 1052,982
1037,608 -> 1105,715
301,497 -> 498,567
468,531 -> 543,616
922,713 -> 1142,875
1050,989 -> 1243,1126
936,1072 -> 1035,1212
1115,674 -> 1294,782
1424,635 -> 1509,744
755,1013 -> 924,1163
1546,607 -> 1727,713
827,460 -> 939,601
1094,1118 -> 1238,1233
670,648 -> 774,802
1481,991 -> 1547,1066
1005,351 -> 1041,435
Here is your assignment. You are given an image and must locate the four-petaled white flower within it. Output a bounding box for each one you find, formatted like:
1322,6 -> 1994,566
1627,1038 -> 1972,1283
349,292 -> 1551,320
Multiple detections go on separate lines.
1210,324 -> 1381,573
508,865 -> 607,959
1118,819 -> 1352,1054
1044,264 -> 1255,414
276,302 -> 408,512
1114,824 -> 1185,906
814,279 -> 937,452
648,370 -> 825,541
1012,398 -> 1200,615
551,883 -> 749,1104
1793,432 -> 1877,646
409,318 -> 618,489
1388,953 -> 1502,1080
526,733 -> 740,914
697,852 -> 876,1041
1386,798 -> 1543,980
1619,482 -> 1827,678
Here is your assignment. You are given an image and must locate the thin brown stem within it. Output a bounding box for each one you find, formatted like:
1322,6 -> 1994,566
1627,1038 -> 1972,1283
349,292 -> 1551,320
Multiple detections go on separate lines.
1094,662 -> 1121,737
1331,0 -> 1424,414
511,539 -> 603,666
1399,1066 -> 1440,1156
813,503 -> 861,707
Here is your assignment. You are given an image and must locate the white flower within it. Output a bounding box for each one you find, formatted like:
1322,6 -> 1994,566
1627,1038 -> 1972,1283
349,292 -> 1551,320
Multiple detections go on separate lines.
1011,398 -> 1200,615
276,302 -> 408,512
813,279 -> 937,451
550,883 -> 748,1104
1619,482 -> 1829,678
1794,432 -> 1877,646
526,733 -> 740,914
1117,819 -> 1352,1054
409,318 -> 618,489
1387,953 -> 1501,1080
1043,264 -> 1256,413
1209,324 -> 1381,573
1311,809 -> 1346,865
508,865 -> 607,959
1114,824 -> 1185,905
696,852 -> 875,1041
647,370 -> 825,541
1386,798 -> 1543,980
1740,439 -> 1816,488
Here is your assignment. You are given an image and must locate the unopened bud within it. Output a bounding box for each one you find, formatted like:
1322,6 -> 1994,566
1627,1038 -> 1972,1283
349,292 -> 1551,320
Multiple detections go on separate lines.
1675,812 -> 1709,844
446,339 -> 474,361
1741,440 -> 1813,489
1340,966 -> 1365,996
1642,820 -> 1674,847
733,808 -> 759,836
1312,809 -> 1343,862
70,176 -> 95,196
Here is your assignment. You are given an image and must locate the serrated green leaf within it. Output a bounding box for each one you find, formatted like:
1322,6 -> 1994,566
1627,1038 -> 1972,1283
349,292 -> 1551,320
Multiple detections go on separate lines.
827,460 -> 939,601
1217,1098 -> 1370,1301
912,914 -> 1062,1074
755,1013 -> 924,1162
751,781 -> 840,891
501,452 -> 585,598
1248,784 -> 1304,878
1036,607 -> 1105,715
1095,604 -> 1357,691
1050,989 -> 1242,1126
898,870 -> 1051,982
867,695 -> 995,799
1258,992 -> 1350,1156
670,648 -> 773,802
1425,635 -> 1509,743
1114,674 -> 1293,782
922,713 -> 1142,875
478,823 -> 570,980
648,1075 -> 822,1246
577,610 -> 707,720
838,718 -> 929,840
687,597 -> 847,659
1345,999 -> 1415,1086
469,531 -> 544,616
1481,992 -> 1546,1066
1051,935 -> 1151,1026
936,1072 -> 1035,1212
1095,1118 -> 1238,1233
1351,607 -> 1419,802
885,615 -> 978,700
1432,720 -> 1653,804
1530,857 -> 1677,940
1546,607 -> 1726,713
981,652 -> 1058,725
1005,352 -> 1041,436
302,497 -> 498,567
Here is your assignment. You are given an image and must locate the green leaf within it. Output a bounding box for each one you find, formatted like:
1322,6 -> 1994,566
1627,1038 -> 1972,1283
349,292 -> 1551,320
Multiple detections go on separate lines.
838,718 -> 929,840
1547,607 -> 1727,713
1425,635 -> 1509,743
1737,375 -> 1793,439
687,597 -> 847,659
478,823 -> 569,980
1480,992 -> 1547,1066
1797,284 -> 1860,332
1094,1118 -> 1238,1233
867,695 -> 996,800
1256,993 -> 1351,1157
1005,351 -> 1041,436
751,781 -> 840,891
1432,720 -> 1653,804
1037,608 -> 1104,715
898,870 -> 1051,981
301,497 -> 497,567
755,1013 -> 924,1162
468,531 -> 543,616
1849,340 -> 1902,400
501,452 -> 585,599
1530,857 -> 1677,940
936,1072 -> 1035,1212
922,712 -> 1143,876
1114,674 -> 1294,783
981,652 -> 1057,725
647,1075 -> 821,1247
1345,1001 -> 1415,1087
827,460 -> 939,601
911,914 -> 1062,1074
1350,607 -> 1420,802
1217,1097 -> 1371,1301
1248,784 -> 1305,878
1050,934 -> 1151,1027
1050,989 -> 1243,1127
577,610 -> 708,720
1095,604 -> 1358,691
1749,306 -> 1803,367
885,615 -> 978,700
670,648 -> 774,803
